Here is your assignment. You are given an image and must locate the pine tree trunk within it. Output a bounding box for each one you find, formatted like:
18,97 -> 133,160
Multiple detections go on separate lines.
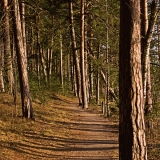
40,46 -> 47,83
0,44 -> 5,92
105,1 -> 110,117
21,2 -> 27,60
60,31 -> 64,88
48,16 -> 54,83
36,14 -> 41,88
80,0 -> 88,109
88,6 -> 94,101
3,0 -> 14,94
69,0 -> 82,105
119,0 -> 147,159
141,0 -> 159,114
96,42 -> 100,105
84,2 -> 89,103
12,0 -> 34,119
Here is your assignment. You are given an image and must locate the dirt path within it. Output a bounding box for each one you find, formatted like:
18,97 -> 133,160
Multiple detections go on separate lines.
0,95 -> 119,160
51,99 -> 119,160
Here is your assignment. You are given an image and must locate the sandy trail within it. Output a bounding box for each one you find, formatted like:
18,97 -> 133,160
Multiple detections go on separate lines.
55,102 -> 119,160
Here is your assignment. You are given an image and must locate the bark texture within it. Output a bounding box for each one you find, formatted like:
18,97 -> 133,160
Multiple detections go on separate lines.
119,0 -> 147,159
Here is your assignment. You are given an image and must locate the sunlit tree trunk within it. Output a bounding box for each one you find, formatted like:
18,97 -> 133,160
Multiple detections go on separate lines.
60,30 -> 64,89
12,0 -> 34,119
48,15 -> 54,84
141,0 -> 148,111
119,0 -> 147,159
0,43 -> 5,92
40,45 -> 47,83
105,0 -> 110,117
84,1 -> 89,103
88,57 -> 93,101
69,0 -> 82,105
2,0 -> 14,94
21,1 -> 27,60
88,7 -> 94,101
96,42 -> 100,105
80,0 -> 88,109
141,0 -> 159,114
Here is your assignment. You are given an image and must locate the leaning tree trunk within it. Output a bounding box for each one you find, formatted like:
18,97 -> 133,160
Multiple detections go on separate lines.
119,0 -> 147,159
69,0 -> 82,105
12,0 -> 34,119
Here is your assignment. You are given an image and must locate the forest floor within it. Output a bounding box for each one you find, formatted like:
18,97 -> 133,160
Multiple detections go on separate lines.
0,93 -> 118,160
0,92 -> 159,160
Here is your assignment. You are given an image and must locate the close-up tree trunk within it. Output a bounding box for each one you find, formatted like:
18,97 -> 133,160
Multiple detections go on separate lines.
119,0 -> 147,159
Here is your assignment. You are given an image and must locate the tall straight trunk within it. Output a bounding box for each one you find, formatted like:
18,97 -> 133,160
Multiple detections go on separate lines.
86,38 -> 95,101
36,14 -> 41,88
88,59 -> 93,100
80,0 -> 88,109
67,53 -> 70,82
73,67 -> 78,96
28,26 -> 34,71
0,43 -> 5,92
70,49 -> 74,91
21,2 -> 27,60
69,0 -> 82,105
88,5 -> 94,101
60,31 -> 64,88
141,0 -> 159,114
47,15 -> 54,84
12,0 -> 34,119
84,1 -> 89,103
48,48 -> 52,80
105,0 -> 110,117
119,0 -> 147,159
40,45 -> 47,83
3,0 -> 14,94
96,42 -> 100,105
141,0 -> 148,105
